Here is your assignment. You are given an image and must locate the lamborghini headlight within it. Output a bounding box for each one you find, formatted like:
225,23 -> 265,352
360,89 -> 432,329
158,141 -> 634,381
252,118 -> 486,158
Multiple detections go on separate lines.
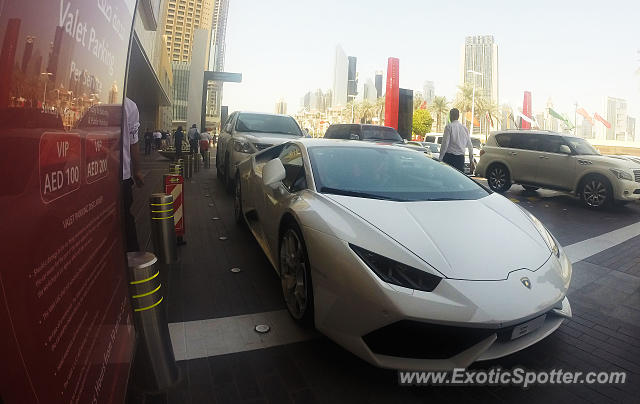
524,211 -> 559,258
350,244 -> 442,292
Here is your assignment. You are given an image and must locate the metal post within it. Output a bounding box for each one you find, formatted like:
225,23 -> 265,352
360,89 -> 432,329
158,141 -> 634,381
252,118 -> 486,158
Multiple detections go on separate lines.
204,150 -> 210,168
194,151 -> 200,173
127,251 -> 179,391
149,193 -> 178,265
177,158 -> 185,177
184,154 -> 192,179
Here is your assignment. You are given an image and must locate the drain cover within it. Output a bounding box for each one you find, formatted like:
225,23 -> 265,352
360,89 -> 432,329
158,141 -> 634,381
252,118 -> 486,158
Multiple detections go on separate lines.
219,236 -> 228,241
211,217 -> 219,220
254,324 -> 270,334
230,267 -> 242,273
204,194 -> 210,197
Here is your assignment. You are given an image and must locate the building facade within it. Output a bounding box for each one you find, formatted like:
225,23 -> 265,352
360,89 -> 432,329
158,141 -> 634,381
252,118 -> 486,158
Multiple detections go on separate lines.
347,56 -> 358,102
375,71 -> 383,99
460,35 -> 499,104
423,80 -> 434,104
205,0 -> 229,129
605,96 -> 629,141
332,45 -> 348,107
275,99 -> 287,114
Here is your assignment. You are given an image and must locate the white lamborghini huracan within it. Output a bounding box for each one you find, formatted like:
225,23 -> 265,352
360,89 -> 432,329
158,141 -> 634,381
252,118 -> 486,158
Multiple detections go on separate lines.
233,139 -> 572,371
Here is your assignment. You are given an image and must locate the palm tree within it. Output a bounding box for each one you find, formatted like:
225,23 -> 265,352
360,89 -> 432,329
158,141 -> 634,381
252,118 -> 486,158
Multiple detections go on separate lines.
453,83 -> 474,126
474,98 -> 501,140
429,96 -> 449,132
357,100 -> 376,124
375,97 -> 385,125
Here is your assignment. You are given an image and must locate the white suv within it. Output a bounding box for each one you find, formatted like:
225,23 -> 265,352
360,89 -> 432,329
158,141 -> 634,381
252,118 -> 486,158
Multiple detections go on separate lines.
216,111 -> 304,191
476,130 -> 640,208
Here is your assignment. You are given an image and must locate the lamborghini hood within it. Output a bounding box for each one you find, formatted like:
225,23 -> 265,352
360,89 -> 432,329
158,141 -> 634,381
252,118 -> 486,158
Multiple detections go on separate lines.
326,193 -> 552,281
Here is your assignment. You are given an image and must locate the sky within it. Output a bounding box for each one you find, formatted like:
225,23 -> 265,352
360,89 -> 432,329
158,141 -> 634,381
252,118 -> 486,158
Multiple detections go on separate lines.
222,0 -> 640,123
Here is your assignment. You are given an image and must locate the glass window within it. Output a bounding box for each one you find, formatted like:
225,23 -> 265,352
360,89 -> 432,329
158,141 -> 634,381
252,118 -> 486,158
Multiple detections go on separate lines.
495,133 -> 512,147
563,137 -> 600,156
541,135 -> 571,154
308,146 -> 489,202
324,125 -> 350,139
279,144 -> 307,192
508,133 -> 543,151
235,113 -> 302,136
361,126 -> 403,142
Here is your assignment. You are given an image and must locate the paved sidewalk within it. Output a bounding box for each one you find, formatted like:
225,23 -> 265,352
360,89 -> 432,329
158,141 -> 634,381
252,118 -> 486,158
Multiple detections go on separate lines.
129,150 -> 639,404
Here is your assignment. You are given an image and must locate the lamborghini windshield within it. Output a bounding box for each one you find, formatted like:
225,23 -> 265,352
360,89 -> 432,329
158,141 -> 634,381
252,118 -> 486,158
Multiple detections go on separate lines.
308,146 -> 489,202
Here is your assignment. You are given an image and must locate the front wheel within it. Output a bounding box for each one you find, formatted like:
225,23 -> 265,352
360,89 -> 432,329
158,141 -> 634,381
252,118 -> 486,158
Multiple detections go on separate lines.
581,175 -> 612,209
487,164 -> 512,193
279,224 -> 314,326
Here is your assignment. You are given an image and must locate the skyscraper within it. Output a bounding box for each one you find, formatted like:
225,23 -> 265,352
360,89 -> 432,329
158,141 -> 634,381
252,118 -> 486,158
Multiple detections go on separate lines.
628,117 -> 636,142
206,0 -> 229,128
332,45 -> 348,107
275,99 -> 287,115
423,81 -> 434,104
347,56 -> 358,101
460,35 -> 499,104
163,0 -> 214,64
605,96 -> 628,141
375,71 -> 383,98
363,79 -> 377,102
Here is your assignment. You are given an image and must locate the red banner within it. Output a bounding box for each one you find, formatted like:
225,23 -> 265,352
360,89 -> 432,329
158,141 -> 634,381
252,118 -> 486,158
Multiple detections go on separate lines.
0,0 -> 136,403
384,57 -> 399,129
522,91 -> 532,130
594,112 -> 611,129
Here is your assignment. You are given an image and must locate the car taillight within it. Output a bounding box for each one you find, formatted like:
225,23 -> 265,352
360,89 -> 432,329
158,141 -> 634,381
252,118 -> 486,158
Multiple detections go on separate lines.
479,149 -> 485,156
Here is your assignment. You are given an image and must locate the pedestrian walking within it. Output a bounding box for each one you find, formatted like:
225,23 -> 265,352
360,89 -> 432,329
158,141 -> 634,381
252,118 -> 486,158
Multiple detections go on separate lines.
122,98 -> 144,251
153,129 -> 162,150
439,108 -> 474,173
199,130 -> 212,163
174,126 -> 184,160
143,129 -> 152,155
187,123 -> 200,155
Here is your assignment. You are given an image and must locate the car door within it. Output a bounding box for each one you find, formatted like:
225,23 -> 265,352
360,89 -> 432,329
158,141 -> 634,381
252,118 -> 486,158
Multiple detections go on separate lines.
218,112 -> 236,166
260,143 -> 308,259
536,135 -> 576,190
508,132 -> 544,184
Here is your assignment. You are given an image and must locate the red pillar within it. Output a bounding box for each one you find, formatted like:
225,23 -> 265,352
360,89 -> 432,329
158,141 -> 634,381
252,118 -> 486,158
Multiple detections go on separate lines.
384,57 -> 399,129
522,91 -> 532,130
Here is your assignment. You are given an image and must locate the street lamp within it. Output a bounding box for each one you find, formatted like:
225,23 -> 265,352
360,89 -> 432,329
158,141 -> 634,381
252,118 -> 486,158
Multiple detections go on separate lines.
467,70 -> 482,134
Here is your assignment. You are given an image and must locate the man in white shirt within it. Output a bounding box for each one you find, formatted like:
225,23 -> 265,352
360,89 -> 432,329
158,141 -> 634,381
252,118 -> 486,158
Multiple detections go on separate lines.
123,97 -> 144,251
439,108 -> 474,173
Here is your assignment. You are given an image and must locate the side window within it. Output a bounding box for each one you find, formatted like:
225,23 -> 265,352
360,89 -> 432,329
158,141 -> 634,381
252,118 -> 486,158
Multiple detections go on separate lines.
349,124 -> 361,139
510,133 -> 543,151
541,136 -> 571,154
279,144 -> 307,192
495,133 -> 513,147
224,113 -> 236,133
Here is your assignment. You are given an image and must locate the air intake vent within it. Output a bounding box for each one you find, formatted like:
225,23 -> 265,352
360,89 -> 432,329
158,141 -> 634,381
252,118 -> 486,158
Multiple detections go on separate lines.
634,170 -> 640,183
254,143 -> 273,151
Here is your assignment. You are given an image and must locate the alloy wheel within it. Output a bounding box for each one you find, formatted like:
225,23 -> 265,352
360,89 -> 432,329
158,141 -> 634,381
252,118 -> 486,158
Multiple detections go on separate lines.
279,229 -> 308,320
583,179 -> 608,207
489,167 -> 507,191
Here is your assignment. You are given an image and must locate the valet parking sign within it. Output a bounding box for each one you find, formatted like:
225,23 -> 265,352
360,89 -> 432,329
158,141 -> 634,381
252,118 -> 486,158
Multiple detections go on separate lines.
0,0 -> 138,403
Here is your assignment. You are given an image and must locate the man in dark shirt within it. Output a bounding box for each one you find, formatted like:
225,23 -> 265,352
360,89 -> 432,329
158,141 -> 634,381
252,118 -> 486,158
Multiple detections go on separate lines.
143,129 -> 153,155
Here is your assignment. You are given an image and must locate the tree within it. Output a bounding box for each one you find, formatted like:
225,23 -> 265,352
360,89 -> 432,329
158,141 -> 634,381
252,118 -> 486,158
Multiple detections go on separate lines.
375,96 -> 385,125
357,100 -> 376,124
413,108 -> 433,135
429,96 -> 449,132
413,92 -> 424,111
475,98 -> 500,139
453,83 -> 474,126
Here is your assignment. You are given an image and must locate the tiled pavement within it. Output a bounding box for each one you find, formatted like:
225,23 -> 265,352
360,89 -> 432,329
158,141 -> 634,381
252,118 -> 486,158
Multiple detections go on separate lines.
128,150 -> 640,404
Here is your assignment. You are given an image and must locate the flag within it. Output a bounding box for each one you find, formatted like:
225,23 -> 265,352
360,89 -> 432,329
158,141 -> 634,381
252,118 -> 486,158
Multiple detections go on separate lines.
576,107 -> 594,125
548,108 -> 566,121
594,112 -> 611,129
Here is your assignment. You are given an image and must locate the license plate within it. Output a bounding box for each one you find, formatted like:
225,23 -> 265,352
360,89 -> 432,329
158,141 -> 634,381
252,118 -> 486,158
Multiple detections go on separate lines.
511,315 -> 546,340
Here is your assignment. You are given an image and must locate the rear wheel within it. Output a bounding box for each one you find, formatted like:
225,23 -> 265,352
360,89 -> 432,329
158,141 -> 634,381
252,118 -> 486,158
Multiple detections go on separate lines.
279,223 -> 314,326
580,175 -> 612,209
522,185 -> 539,192
487,164 -> 511,193
234,173 -> 244,225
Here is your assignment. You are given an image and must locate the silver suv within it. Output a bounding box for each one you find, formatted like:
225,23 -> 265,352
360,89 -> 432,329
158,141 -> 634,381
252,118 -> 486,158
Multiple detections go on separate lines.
476,130 -> 640,208
216,112 -> 304,191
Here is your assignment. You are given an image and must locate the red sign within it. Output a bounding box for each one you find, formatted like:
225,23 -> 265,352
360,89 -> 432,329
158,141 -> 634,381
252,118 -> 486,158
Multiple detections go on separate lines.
0,0 -> 136,403
522,91 -> 532,130
384,57 -> 400,130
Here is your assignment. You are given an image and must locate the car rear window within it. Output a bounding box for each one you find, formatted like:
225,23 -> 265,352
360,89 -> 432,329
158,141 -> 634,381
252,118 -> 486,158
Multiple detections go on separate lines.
495,133 -> 513,147
361,126 -> 403,142
324,125 -> 350,139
